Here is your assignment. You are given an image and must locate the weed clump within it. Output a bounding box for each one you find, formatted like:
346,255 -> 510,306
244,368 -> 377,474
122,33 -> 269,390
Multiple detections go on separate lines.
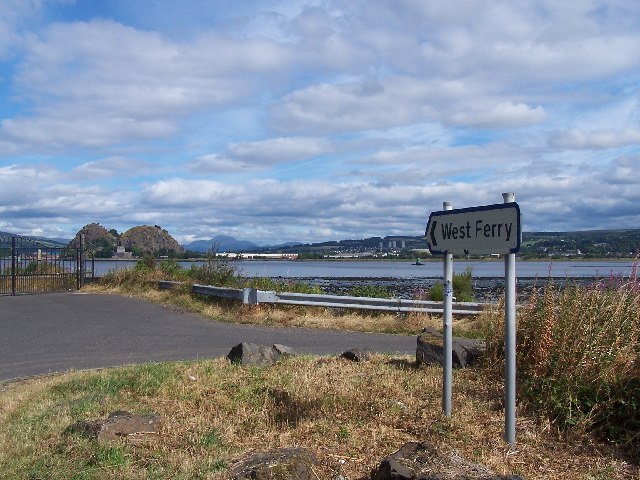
428,267 -> 475,302
484,269 -> 640,453
348,284 -> 392,298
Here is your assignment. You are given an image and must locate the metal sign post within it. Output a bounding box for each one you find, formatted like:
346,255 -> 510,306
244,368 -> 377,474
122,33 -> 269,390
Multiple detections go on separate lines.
503,193 -> 517,445
425,193 -> 520,444
442,202 -> 453,417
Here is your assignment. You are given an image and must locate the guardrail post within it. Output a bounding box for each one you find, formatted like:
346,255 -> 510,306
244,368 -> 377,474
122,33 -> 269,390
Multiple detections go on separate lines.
242,288 -> 258,305
256,290 -> 277,304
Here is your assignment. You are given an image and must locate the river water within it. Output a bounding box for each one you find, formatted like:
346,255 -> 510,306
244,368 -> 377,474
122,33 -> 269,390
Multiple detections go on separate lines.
92,259 -> 637,279
92,259 -> 637,301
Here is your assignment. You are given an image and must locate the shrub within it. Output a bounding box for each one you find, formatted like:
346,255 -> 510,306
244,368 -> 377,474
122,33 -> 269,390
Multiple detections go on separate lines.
348,285 -> 391,299
428,267 -> 474,302
244,276 -> 321,294
188,252 -> 240,287
484,273 -> 640,450
159,258 -> 185,278
136,254 -> 156,271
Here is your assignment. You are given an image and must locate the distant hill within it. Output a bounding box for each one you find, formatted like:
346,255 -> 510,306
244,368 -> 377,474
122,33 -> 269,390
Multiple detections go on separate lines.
185,235 -> 259,253
264,229 -> 640,259
269,242 -> 303,249
121,225 -> 184,255
68,223 -> 116,257
49,237 -> 73,245
519,228 -> 640,257
4,227 -> 639,259
0,231 -> 68,248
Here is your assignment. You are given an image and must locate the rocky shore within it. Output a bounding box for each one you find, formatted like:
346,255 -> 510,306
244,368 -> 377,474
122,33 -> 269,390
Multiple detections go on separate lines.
295,276 -> 601,302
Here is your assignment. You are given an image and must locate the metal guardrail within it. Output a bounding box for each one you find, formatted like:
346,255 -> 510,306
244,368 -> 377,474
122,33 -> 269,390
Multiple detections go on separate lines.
158,280 -> 487,315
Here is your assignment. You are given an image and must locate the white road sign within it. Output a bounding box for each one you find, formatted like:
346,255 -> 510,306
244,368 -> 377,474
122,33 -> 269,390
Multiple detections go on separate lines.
426,202 -> 521,255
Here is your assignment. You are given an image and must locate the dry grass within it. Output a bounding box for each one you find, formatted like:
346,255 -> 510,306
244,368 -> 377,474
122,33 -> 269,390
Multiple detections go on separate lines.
484,277 -> 640,452
84,281 -> 440,336
1,356 -> 636,479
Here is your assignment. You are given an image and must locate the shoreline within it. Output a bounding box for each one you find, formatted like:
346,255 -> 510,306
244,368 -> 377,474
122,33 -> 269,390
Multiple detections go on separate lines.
93,256 -> 639,262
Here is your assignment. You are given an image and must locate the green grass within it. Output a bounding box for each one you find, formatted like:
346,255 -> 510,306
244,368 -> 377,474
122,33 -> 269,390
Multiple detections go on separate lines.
1,357 -> 636,479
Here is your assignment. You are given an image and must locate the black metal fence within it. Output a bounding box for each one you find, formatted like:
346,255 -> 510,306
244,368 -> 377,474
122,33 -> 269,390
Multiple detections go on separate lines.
0,233 -> 91,295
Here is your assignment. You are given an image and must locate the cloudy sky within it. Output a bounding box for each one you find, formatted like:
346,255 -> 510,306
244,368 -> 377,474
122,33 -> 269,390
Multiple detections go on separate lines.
1,0 -> 639,245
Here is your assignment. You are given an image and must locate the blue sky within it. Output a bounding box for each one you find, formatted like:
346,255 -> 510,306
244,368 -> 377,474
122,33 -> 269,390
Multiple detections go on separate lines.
1,0 -> 639,245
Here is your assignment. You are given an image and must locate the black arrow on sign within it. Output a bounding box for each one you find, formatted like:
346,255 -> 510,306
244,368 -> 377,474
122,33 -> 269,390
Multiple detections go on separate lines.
429,220 -> 438,247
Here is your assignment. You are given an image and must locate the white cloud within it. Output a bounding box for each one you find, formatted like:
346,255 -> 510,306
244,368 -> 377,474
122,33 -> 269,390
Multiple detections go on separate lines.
72,157 -> 152,178
2,19 -> 291,150
449,102 -> 546,128
188,137 -> 333,173
271,75 -> 550,134
271,77 -> 440,133
550,128 -> 640,149
143,179 -> 244,207
0,0 -> 47,59
228,136 -> 332,163
2,112 -> 178,149
2,1 -> 640,242
187,154 -> 252,173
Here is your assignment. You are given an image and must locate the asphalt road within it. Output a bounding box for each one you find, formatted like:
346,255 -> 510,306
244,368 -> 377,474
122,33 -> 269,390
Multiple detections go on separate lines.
0,292 -> 417,382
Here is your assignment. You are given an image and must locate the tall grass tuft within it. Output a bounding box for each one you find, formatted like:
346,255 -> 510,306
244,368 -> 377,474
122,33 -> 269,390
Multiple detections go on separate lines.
429,266 -> 475,302
484,267 -> 640,451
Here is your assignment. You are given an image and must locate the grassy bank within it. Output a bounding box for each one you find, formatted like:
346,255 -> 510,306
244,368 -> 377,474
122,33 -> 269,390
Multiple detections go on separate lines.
1,357 -> 635,479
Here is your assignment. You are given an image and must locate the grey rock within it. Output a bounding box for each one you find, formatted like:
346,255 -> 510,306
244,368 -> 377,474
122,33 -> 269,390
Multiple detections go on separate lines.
273,343 -> 298,357
374,456 -> 416,479
232,447 -> 317,480
372,441 -> 525,480
416,328 -> 485,368
65,410 -> 161,444
340,347 -> 373,362
227,342 -> 281,365
98,410 -> 161,443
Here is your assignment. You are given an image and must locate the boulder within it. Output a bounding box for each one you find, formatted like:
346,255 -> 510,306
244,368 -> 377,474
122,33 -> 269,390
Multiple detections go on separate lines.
227,342 -> 297,365
232,447 -> 317,480
371,441 -> 525,480
416,328 -> 485,368
340,347 -> 373,362
65,410 -> 160,444
98,410 -> 161,443
273,343 -> 298,357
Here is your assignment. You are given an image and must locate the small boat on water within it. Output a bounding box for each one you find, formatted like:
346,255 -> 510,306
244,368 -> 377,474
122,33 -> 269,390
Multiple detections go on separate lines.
413,258 -> 424,265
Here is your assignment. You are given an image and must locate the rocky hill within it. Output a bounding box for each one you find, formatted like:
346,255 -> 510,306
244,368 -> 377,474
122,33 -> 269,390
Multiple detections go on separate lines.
68,223 -> 116,257
120,225 -> 184,255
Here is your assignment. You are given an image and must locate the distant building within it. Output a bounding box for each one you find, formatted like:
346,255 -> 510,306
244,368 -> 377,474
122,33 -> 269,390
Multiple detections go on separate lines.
114,239 -> 132,259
